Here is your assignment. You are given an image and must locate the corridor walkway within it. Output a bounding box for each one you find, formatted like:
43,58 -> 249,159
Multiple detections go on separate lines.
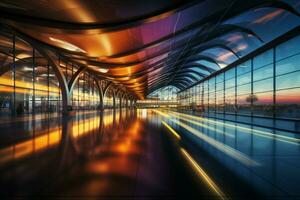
0,109 -> 299,199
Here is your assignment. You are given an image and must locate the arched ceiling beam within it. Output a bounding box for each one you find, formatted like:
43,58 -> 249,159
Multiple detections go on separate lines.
256,1 -> 300,18
144,70 -> 203,88
0,1 -> 204,33
93,54 -> 221,83
72,26 -> 260,68
148,79 -> 191,94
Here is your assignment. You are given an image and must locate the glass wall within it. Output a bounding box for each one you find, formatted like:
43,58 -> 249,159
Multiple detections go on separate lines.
138,86 -> 179,108
72,72 -> 100,110
104,88 -> 114,109
178,34 -> 300,121
0,32 -> 101,117
0,34 -> 61,116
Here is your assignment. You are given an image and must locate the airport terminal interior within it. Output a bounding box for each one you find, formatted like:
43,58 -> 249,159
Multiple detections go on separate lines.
0,0 -> 300,199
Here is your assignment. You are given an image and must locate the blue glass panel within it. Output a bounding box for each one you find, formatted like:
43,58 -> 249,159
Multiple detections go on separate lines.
225,87 -> 235,97
196,60 -> 220,71
276,87 -> 300,119
253,49 -> 273,70
276,71 -> 300,90
216,82 -> 224,91
187,72 -> 202,80
209,77 -> 215,92
225,78 -> 235,89
253,64 -> 273,81
203,80 -> 208,90
276,54 -> 300,76
225,67 -> 235,80
276,35 -> 300,61
237,83 -> 251,95
253,91 -> 273,117
189,67 -> 211,76
216,73 -> 224,83
253,78 -> 273,93
237,72 -> 251,85
237,60 -> 251,75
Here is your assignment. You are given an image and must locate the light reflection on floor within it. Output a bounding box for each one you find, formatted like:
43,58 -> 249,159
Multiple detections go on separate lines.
0,109 -> 186,198
153,109 -> 300,198
0,109 -> 299,199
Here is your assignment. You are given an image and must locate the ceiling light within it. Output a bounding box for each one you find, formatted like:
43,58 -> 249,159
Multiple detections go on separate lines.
97,68 -> 109,73
49,37 -> 86,53
40,74 -> 55,77
87,65 -> 109,73
22,66 -> 33,71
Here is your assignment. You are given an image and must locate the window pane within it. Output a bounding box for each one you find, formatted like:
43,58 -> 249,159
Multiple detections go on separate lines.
209,78 -> 215,92
237,83 -> 251,95
276,88 -> 300,119
0,59 -> 13,86
225,94 -> 236,113
216,73 -> 224,83
253,49 -> 273,70
252,92 -> 273,117
237,94 -> 252,114
276,35 -> 300,61
237,72 -> 251,85
225,78 -> 235,88
225,68 -> 235,80
276,71 -> 300,90
237,60 -> 251,75
253,78 -> 273,93
276,53 -> 300,75
225,87 -> 235,96
0,85 -> 13,116
216,82 -> 224,91
253,64 -> 273,81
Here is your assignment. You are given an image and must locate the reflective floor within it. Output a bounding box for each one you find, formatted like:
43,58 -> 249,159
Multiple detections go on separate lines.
0,109 -> 202,199
154,109 -> 300,199
0,109 -> 299,199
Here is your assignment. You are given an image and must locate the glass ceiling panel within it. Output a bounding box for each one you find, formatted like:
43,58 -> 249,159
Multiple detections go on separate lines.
172,1 -> 226,32
283,0 -> 300,13
223,8 -> 300,42
195,60 -> 220,71
147,85 -> 179,100
197,48 -> 238,68
184,72 -> 203,80
187,66 -> 211,76
179,76 -> 196,83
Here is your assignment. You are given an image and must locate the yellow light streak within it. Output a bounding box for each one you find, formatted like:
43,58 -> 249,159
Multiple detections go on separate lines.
162,121 -> 181,140
151,109 -> 170,118
168,111 -> 300,145
152,109 -> 259,167
172,119 -> 259,167
166,112 -> 234,138
181,148 -> 226,200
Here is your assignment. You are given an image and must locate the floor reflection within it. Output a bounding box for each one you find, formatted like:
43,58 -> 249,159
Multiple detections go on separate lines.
1,108 -> 299,199
0,109 -> 181,198
153,109 -> 300,198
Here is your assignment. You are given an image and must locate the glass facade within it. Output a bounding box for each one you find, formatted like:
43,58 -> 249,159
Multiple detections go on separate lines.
0,34 -> 62,116
178,34 -> 300,121
72,72 -> 100,110
0,32 -> 120,117
138,86 -> 179,108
